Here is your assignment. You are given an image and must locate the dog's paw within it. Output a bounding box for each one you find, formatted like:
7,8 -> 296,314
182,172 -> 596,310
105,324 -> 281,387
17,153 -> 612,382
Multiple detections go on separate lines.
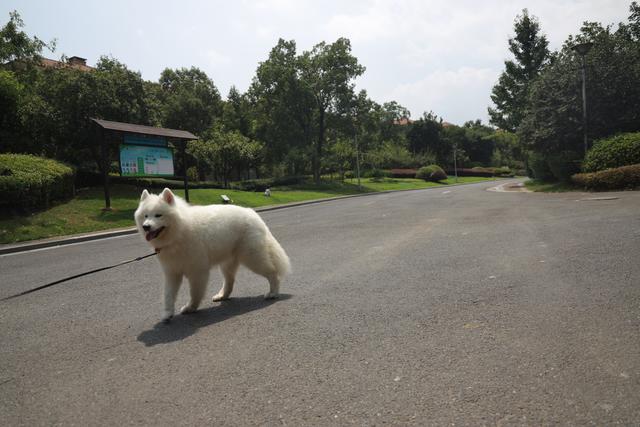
264,291 -> 279,300
179,304 -> 197,315
161,312 -> 174,323
212,293 -> 229,302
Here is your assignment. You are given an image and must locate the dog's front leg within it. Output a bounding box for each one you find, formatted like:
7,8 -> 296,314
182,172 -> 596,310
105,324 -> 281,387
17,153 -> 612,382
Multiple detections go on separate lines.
162,272 -> 182,322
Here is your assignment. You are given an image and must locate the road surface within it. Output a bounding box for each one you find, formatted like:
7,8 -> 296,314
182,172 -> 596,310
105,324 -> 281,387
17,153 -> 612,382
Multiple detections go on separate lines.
1,181 -> 639,425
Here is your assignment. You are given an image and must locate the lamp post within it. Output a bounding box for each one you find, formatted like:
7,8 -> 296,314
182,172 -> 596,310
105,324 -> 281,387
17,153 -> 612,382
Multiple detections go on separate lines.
571,41 -> 593,157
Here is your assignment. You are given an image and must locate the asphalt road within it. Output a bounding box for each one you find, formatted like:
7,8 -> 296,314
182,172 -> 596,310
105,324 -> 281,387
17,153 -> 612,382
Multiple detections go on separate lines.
1,181 -> 639,426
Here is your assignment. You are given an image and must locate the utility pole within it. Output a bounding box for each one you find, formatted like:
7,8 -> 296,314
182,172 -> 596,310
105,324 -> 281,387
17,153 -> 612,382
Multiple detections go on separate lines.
453,144 -> 458,183
355,133 -> 361,191
571,42 -> 594,157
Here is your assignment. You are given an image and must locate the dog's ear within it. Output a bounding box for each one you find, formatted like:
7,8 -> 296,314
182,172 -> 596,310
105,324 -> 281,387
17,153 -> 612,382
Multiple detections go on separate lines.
160,188 -> 175,205
140,189 -> 150,201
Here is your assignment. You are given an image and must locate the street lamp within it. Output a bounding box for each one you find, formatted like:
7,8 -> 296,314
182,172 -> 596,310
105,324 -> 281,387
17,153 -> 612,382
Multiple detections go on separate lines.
571,41 -> 593,157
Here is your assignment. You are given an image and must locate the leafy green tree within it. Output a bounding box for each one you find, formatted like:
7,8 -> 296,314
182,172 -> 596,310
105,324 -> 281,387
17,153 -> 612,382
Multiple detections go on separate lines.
519,3 -> 640,160
299,38 -> 365,183
249,39 -> 314,174
0,70 -> 23,151
221,86 -> 253,137
407,112 -> 445,158
19,56 -> 152,170
159,67 -> 222,136
0,10 -> 55,65
188,126 -> 263,187
488,9 -> 550,132
461,120 -> 495,166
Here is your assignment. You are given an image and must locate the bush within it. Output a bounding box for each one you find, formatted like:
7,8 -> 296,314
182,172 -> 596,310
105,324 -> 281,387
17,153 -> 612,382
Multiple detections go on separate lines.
546,151 -> 582,183
527,152 -> 555,182
446,168 -> 494,177
582,132 -> 640,173
0,154 -> 75,211
572,164 -> 640,191
416,165 -> 447,182
390,168 -> 417,178
231,175 -> 306,192
112,176 -> 224,190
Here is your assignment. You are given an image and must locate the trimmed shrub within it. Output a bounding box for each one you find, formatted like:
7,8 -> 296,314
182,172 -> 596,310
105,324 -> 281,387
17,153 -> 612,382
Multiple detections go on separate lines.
390,168 -> 417,178
582,132 -> 640,173
112,176 -> 224,190
0,154 -> 75,211
416,165 -> 447,182
572,164 -> 640,191
445,168 -> 493,177
231,175 -> 306,192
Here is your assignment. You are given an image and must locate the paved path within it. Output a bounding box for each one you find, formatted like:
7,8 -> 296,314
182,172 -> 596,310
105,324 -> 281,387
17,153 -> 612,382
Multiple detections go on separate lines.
1,181 -> 639,425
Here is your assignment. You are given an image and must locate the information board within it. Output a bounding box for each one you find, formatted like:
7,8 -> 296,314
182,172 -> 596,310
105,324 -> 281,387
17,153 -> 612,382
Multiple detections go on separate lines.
119,145 -> 174,176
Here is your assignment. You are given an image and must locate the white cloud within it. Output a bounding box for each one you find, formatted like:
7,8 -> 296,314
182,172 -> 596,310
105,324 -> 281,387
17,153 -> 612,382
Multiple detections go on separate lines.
388,67 -> 497,124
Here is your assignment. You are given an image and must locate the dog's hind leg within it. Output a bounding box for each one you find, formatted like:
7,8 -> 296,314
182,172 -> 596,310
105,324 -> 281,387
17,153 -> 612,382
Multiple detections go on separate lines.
264,272 -> 280,300
180,270 -> 209,314
213,258 -> 239,302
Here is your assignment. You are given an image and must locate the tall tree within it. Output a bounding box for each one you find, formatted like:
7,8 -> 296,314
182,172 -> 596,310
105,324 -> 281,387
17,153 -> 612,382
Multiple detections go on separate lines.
407,112 -> 444,158
0,10 -> 55,65
488,9 -> 550,132
249,39 -> 314,174
299,38 -> 365,183
159,67 -> 221,136
519,3 -> 640,158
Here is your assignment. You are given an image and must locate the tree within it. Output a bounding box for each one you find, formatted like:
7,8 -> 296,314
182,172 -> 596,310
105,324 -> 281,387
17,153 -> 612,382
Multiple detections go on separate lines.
159,67 -> 222,136
188,126 -> 263,187
488,9 -> 550,132
0,10 -> 55,65
407,112 -> 445,159
299,38 -> 365,183
519,3 -> 640,158
249,39 -> 314,174
18,56 -> 152,169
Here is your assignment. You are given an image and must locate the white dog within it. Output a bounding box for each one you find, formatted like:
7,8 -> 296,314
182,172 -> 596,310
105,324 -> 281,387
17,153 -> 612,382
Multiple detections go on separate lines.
134,188 -> 290,322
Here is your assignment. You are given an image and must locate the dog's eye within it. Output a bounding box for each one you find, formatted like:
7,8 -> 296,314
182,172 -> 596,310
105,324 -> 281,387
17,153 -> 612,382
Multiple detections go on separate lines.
155,214 -> 162,218
144,214 -> 148,218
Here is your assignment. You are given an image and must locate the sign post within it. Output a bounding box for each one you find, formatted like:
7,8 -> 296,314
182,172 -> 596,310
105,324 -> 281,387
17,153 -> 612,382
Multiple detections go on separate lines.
92,119 -> 197,209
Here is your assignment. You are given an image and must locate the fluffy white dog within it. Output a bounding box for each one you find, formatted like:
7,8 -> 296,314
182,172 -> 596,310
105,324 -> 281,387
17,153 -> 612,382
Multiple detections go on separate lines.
134,188 -> 290,321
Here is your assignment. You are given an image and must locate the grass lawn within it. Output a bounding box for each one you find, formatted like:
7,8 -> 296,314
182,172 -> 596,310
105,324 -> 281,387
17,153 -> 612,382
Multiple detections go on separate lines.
0,176 -> 497,244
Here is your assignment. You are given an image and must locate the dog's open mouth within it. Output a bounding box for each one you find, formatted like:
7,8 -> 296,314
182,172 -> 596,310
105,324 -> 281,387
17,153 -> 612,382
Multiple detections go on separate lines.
145,227 -> 165,241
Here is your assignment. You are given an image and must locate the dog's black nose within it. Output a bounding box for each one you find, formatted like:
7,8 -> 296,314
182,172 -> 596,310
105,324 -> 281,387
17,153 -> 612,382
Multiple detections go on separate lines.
143,225 -> 151,232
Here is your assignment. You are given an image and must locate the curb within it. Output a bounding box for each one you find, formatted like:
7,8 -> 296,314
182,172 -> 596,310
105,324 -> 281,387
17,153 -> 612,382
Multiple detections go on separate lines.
0,179 -> 501,255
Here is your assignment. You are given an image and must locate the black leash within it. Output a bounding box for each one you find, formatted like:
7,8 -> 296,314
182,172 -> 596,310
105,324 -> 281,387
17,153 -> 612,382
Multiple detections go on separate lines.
0,252 -> 157,302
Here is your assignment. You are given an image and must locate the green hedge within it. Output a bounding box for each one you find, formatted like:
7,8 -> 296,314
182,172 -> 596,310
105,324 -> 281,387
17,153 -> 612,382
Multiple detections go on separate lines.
0,154 -> 75,211
231,175 -> 306,192
572,164 -> 640,190
582,132 -> 640,173
416,164 -> 447,182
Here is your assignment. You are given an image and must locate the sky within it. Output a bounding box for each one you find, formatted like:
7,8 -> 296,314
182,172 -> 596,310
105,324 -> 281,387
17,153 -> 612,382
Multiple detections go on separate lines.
2,0 -> 631,125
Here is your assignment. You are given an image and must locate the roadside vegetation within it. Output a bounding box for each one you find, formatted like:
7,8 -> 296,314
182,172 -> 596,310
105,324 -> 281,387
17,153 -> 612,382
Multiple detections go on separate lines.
0,176 -> 496,244
1,3 -> 639,242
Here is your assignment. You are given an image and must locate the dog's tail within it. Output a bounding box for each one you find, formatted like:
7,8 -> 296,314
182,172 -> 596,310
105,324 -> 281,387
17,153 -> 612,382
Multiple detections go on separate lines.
268,233 -> 291,279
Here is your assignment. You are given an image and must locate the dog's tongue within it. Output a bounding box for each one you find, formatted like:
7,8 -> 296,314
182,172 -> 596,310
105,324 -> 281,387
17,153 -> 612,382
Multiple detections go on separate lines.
145,232 -> 153,242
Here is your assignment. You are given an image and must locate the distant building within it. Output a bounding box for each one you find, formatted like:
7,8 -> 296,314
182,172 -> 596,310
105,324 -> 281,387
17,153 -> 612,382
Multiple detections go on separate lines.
3,55 -> 94,72
393,117 -> 412,126
40,56 -> 94,72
